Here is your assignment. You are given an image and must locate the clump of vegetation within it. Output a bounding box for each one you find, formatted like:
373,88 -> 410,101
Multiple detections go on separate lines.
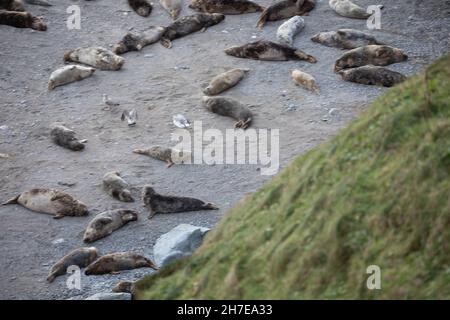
135,55 -> 450,299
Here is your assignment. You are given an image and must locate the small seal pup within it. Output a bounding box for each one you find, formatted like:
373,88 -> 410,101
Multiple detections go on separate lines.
128,0 -> 152,17
291,69 -> 319,93
50,123 -> 85,151
64,47 -> 125,71
48,65 -> 95,90
133,145 -> 191,167
334,45 -> 408,72
113,27 -> 166,55
225,40 -> 317,63
83,209 -> 138,243
47,247 -> 98,283
0,10 -> 47,31
85,252 -> 158,275
160,13 -> 225,48
160,0 -> 182,20
188,0 -> 264,15
338,65 -> 407,87
202,96 -> 253,129
256,0 -> 315,29
311,29 -> 383,50
142,185 -> 219,218
2,189 -> 88,219
112,281 -> 135,295
277,16 -> 305,46
102,171 -> 134,202
203,68 -> 249,96
329,0 -> 381,19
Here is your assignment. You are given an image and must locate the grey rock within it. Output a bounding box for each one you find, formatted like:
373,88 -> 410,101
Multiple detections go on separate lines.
85,292 -> 132,300
153,224 -> 210,267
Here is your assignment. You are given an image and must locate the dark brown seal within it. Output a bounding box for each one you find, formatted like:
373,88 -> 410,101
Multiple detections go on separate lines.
256,0 -> 315,28
50,123 -> 85,151
0,10 -> 46,31
128,0 -> 152,17
338,65 -> 407,87
142,185 -> 219,219
202,96 -> 253,129
224,40 -> 317,63
188,0 -> 264,14
160,13 -> 225,48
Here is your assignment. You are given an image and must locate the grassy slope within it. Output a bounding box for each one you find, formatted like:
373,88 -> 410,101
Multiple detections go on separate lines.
136,56 -> 450,299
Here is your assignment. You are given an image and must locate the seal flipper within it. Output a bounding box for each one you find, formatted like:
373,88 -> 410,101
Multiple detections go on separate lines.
160,38 -> 172,49
2,195 -> 20,205
256,8 -> 270,29
53,213 -> 65,219
294,50 -> 317,63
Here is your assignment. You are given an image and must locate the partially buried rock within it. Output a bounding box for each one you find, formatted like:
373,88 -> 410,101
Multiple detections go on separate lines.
85,292 -> 132,300
153,224 -> 210,267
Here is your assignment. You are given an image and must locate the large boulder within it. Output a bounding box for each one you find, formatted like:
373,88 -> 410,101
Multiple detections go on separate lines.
85,292 -> 132,300
154,224 -> 210,267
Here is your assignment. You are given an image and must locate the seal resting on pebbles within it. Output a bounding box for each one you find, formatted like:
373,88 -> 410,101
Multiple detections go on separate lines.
102,171 -> 134,202
2,189 -> 88,219
133,145 -> 191,167
50,123 -> 85,151
63,47 -> 125,71
202,96 -> 253,129
85,252 -> 158,275
83,209 -> 138,243
203,68 -> 249,96
338,65 -> 407,87
188,0 -> 264,15
334,45 -> 408,72
225,40 -> 317,63
160,13 -> 225,48
142,185 -> 219,219
47,247 -> 98,283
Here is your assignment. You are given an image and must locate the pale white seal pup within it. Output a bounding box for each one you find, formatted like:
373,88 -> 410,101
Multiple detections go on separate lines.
160,0 -> 182,20
291,69 -> 319,93
48,65 -> 95,90
277,16 -> 305,46
63,47 -> 125,71
329,0 -> 382,19
133,145 -> 191,167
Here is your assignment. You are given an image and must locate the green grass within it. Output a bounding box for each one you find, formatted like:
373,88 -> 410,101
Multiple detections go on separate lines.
135,55 -> 450,299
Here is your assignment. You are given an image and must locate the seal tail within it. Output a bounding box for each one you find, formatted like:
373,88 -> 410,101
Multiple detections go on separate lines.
256,8 -> 270,29
294,50 -> 317,63
160,38 -> 172,49
2,195 -> 19,205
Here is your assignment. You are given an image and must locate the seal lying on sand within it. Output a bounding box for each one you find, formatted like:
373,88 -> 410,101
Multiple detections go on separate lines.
160,13 -> 225,48
291,69 -> 319,93
2,189 -> 88,219
113,27 -> 166,54
225,40 -> 317,63
311,29 -> 383,50
202,96 -> 253,129
334,45 -> 408,72
203,68 -> 249,96
0,10 -> 46,30
64,47 -> 125,71
48,65 -> 95,90
256,0 -> 315,28
188,0 -> 264,14
276,16 -> 305,46
142,185 -> 219,219
47,247 -> 98,283
50,123 -> 85,151
338,65 -> 407,87
128,0 -> 152,17
329,0 -> 381,19
85,252 -> 158,275
83,209 -> 138,243
133,145 -> 191,167
102,171 -> 134,202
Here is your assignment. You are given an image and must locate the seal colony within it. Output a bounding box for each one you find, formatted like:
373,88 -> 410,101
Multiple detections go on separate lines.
0,0 -> 414,294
